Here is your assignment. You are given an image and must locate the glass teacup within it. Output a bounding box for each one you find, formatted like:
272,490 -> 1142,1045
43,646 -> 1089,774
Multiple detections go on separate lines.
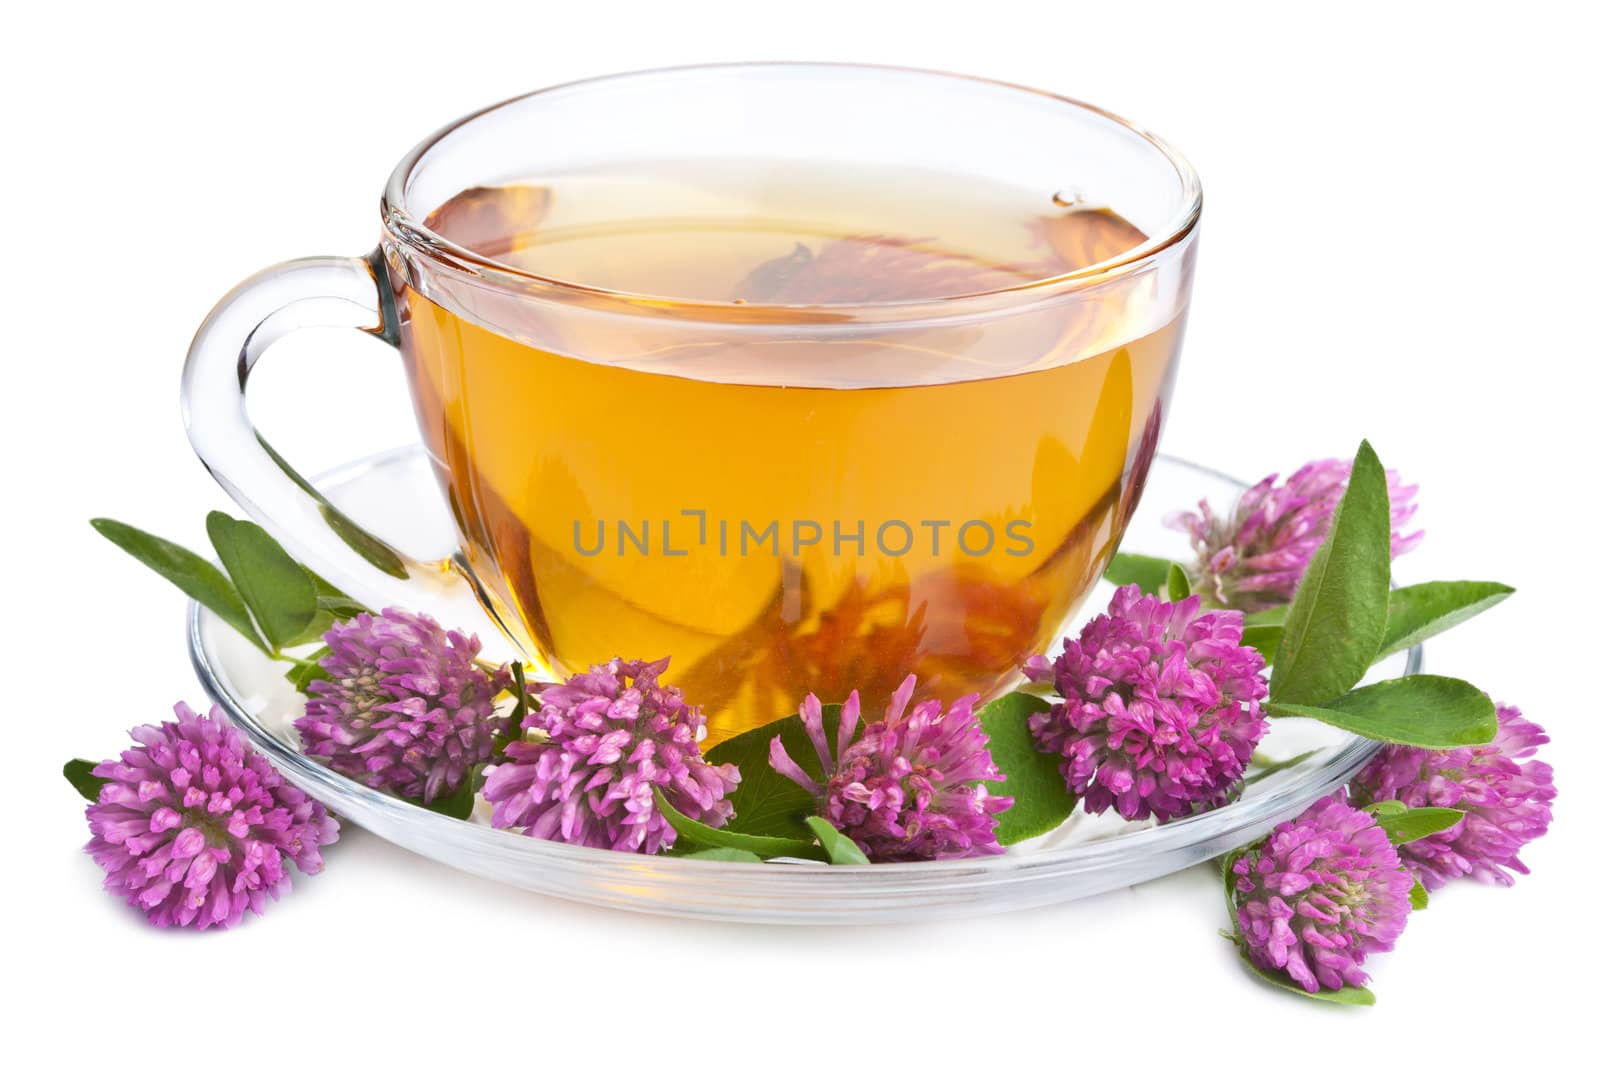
182,63 -> 1201,742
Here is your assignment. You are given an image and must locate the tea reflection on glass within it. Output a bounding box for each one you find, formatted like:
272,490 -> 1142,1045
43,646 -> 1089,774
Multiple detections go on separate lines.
397,160 -> 1180,743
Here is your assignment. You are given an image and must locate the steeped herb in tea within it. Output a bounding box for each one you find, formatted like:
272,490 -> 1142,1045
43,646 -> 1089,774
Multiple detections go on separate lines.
399,160 -> 1181,742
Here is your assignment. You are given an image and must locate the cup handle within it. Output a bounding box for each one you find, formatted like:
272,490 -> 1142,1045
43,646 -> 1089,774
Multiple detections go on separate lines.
181,250 -> 433,610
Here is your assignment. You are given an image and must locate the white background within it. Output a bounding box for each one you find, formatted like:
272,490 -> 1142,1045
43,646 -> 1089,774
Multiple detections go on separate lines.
5,0 -> 1595,1059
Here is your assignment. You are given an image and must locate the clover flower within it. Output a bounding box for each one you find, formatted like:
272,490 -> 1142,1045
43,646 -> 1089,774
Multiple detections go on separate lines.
483,658 -> 739,853
1168,458 -> 1423,611
84,702 -> 338,930
768,676 -> 1013,861
1230,793 -> 1412,994
295,608 -> 505,805
1024,585 -> 1268,823
1351,702 -> 1555,889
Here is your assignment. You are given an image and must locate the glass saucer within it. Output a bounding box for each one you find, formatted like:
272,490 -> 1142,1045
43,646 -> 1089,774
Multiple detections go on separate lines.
188,448 -> 1417,924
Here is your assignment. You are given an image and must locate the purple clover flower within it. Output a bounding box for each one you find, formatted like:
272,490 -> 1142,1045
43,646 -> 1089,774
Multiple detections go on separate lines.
84,702 -> 338,930
1167,458 -> 1423,611
1231,793 -> 1412,995
768,676 -> 1013,861
482,658 -> 739,854
1352,702 -> 1555,889
295,608 -> 505,805
1024,585 -> 1268,823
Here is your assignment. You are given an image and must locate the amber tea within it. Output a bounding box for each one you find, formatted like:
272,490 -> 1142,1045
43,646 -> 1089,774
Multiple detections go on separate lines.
397,161 -> 1181,742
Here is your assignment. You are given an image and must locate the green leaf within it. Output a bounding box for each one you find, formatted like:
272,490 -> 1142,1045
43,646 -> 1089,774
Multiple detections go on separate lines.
1376,581 -> 1514,661
1269,441 -> 1392,706
1375,806 -> 1465,845
258,435 -> 411,580
284,645 -> 330,693
322,505 -> 412,580
1362,799 -> 1408,817
704,703 -> 857,840
807,819 -> 869,865
1104,552 -> 1177,595
1221,844 -> 1247,905
287,592 -> 369,647
979,691 -> 1077,845
63,759 -> 102,803
1220,842 -> 1253,948
805,816 -> 871,865
1267,674 -> 1497,748
315,594 -> 366,620
205,512 -> 319,653
287,610 -> 334,648
1245,605 -> 1289,627
306,570 -> 347,600
1409,877 -> 1429,911
90,517 -> 267,653
417,776 -> 477,821
502,660 -> 533,748
681,847 -> 763,863
1241,623 -> 1283,666
1166,562 -> 1192,600
1267,441 -> 1395,710
282,571 -> 369,646
1237,956 -> 1377,1006
654,788 -> 825,860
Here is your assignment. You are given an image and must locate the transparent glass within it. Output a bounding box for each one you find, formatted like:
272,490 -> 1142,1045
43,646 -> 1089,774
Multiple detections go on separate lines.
182,63 -> 1202,743
189,451 -> 1414,924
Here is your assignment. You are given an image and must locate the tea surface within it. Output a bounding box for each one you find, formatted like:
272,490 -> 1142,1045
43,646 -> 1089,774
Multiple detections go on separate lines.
399,161 -> 1180,742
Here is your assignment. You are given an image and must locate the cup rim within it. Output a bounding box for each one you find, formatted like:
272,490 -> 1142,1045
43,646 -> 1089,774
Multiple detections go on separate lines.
381,61 -> 1203,318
